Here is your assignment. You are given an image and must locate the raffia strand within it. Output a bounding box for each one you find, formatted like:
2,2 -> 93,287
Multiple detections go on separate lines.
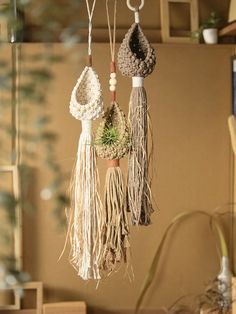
102,166 -> 130,275
127,86 -> 153,225
68,125 -> 103,280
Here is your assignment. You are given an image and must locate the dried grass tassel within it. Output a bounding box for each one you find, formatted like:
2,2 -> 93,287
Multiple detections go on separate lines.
118,16 -> 156,226
127,80 -> 153,225
95,102 -> 130,275
69,120 -> 103,280
102,162 -> 130,274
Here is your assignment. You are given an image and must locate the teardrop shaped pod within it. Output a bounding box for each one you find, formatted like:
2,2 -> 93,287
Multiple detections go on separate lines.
118,23 -> 156,78
95,102 -> 130,160
70,66 -> 103,121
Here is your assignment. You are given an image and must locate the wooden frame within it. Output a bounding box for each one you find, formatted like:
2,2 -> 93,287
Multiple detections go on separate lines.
160,0 -> 199,43
0,288 -> 20,311
0,282 -> 43,314
23,282 -> 43,314
232,56 -> 236,115
229,0 -> 236,23
0,1 -> 9,41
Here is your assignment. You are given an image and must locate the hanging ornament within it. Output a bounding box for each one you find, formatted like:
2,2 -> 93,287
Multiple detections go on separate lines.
67,0 -> 104,280
95,0 -> 130,275
118,0 -> 156,226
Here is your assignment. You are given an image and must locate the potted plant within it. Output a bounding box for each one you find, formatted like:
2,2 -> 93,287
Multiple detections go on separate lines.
193,11 -> 222,44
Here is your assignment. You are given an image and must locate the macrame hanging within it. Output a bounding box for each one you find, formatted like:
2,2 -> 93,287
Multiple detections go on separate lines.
67,0 -> 104,280
95,0 -> 130,275
118,0 -> 156,226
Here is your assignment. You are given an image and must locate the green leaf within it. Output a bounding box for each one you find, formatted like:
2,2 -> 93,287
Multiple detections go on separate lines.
0,191 -> 18,224
26,69 -> 53,81
98,126 -> 119,146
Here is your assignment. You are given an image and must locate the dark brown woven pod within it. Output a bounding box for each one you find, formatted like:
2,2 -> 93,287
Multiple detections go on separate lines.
118,23 -> 156,78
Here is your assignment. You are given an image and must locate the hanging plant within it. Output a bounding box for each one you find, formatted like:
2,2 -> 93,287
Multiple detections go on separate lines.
118,1 -> 156,226
94,0 -> 131,276
95,102 -> 129,160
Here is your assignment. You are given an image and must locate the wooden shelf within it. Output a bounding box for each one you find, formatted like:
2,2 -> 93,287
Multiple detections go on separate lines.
219,21 -> 236,37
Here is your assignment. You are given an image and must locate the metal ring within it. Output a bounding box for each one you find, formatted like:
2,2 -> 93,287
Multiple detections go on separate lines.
126,0 -> 144,11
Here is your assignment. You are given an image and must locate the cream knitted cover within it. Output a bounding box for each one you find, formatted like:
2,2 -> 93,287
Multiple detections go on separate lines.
70,66 -> 103,120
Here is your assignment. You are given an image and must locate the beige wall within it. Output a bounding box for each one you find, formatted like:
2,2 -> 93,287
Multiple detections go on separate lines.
25,0 -> 231,42
19,43 -> 235,313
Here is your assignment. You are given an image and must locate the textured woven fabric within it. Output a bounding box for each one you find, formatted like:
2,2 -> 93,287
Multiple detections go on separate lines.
118,23 -> 156,78
70,66 -> 103,120
95,102 -> 129,160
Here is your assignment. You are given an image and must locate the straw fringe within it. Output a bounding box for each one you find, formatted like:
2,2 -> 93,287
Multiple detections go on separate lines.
68,124 -> 103,280
102,166 -> 130,274
127,86 -> 153,226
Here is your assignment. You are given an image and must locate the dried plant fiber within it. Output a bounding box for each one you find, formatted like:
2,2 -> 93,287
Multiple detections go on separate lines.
128,82 -> 153,225
69,120 -> 103,280
102,166 -> 130,274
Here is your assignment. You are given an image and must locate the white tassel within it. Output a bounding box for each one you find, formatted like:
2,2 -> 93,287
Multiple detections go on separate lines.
69,120 -> 103,280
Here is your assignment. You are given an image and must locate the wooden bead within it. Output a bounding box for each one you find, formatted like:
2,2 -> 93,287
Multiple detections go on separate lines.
110,72 -> 116,78
109,85 -> 116,92
109,78 -> 117,85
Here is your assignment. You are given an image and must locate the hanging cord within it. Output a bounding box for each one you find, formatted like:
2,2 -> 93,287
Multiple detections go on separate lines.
126,0 -> 144,23
85,0 -> 97,65
106,0 -> 117,101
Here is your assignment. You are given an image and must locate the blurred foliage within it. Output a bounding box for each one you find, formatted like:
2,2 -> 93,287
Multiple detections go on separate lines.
0,0 -> 74,292
3,0 -> 85,43
0,256 -> 30,292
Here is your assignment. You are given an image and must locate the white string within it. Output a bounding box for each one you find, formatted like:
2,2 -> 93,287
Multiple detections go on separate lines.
126,0 -> 144,23
85,0 -> 97,56
106,0 -> 117,62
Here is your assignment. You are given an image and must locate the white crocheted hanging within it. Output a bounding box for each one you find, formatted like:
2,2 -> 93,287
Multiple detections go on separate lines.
65,0 -> 105,281
67,65 -> 104,280
70,66 -> 103,120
